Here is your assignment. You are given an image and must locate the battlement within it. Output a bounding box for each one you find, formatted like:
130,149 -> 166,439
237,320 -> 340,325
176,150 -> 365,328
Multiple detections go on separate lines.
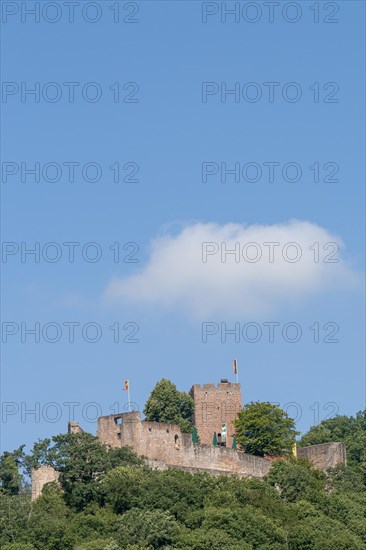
191,382 -> 241,391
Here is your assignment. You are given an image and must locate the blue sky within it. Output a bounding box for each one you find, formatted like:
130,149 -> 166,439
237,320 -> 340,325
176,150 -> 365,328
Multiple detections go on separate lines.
1,1 -> 365,452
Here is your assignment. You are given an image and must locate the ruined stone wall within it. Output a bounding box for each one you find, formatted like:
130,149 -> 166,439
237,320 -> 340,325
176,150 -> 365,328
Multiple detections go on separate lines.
145,447 -> 272,478
68,421 -> 84,434
31,414 -> 348,500
97,414 -> 123,447
119,411 -> 144,449
181,444 -> 272,477
145,457 -> 269,478
31,465 -> 60,500
190,382 -> 242,446
97,411 -> 142,448
98,412 -> 271,478
134,420 -> 184,461
98,412 -> 347,477
298,442 -> 347,470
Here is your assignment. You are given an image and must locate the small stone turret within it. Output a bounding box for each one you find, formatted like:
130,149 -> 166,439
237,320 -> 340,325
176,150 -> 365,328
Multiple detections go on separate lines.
68,421 -> 84,434
31,465 -> 60,501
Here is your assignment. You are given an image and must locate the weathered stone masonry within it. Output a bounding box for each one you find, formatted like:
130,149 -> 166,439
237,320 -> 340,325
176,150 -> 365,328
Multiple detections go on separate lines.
31,464 -> 60,501
297,442 -> 347,469
190,382 -> 242,447
97,381 -> 243,450
31,381 -> 347,499
97,411 -> 273,478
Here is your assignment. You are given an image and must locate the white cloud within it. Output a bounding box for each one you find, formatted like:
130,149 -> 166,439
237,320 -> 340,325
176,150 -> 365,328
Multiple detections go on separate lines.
104,221 -> 359,318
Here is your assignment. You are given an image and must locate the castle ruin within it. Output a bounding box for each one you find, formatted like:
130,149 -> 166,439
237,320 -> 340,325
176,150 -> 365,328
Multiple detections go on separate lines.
31,380 -> 347,500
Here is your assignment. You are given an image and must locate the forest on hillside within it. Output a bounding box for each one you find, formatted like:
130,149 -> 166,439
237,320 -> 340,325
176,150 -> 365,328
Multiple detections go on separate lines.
1,408 -> 366,549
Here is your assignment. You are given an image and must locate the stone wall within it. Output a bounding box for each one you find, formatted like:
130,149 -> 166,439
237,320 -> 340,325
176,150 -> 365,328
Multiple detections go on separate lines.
298,442 -> 347,469
98,412 -> 272,478
31,414 -> 348,500
31,465 -> 60,500
68,421 -> 83,434
96,412 -> 132,447
190,381 -> 242,446
98,412 -> 347,477
145,458 -> 268,478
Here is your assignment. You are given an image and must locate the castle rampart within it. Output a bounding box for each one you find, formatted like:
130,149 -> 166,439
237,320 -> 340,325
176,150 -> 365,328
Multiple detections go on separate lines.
31,413 -> 347,500
297,442 -> 347,469
98,412 -> 272,477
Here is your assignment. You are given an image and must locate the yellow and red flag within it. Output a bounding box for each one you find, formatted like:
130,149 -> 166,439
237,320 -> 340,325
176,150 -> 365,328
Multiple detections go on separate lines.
233,360 -> 237,375
123,380 -> 129,391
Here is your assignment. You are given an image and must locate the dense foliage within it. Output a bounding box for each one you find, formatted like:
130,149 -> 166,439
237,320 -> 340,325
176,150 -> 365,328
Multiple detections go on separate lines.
234,401 -> 300,456
143,378 -> 194,433
1,409 -> 366,549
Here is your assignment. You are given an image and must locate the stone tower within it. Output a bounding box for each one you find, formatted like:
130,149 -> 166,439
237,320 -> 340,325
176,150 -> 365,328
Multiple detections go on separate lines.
190,380 -> 242,447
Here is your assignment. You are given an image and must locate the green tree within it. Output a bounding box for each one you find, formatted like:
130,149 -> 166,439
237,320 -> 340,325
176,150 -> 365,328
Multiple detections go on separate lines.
143,379 -> 194,433
28,483 -> 76,550
134,468 -> 215,524
0,491 -> 31,546
287,516 -> 365,549
27,432 -> 142,510
68,503 -> 120,542
326,463 -> 366,494
176,527 -> 247,549
0,446 -> 26,495
100,466 -> 145,513
115,509 -> 181,548
234,401 -> 299,457
265,459 -> 326,502
33,433 -> 109,510
200,504 -> 286,547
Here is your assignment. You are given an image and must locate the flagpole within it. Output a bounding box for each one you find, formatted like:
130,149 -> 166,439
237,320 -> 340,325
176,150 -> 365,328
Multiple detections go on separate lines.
123,380 -> 131,412
128,384 -> 131,412
233,359 -> 239,384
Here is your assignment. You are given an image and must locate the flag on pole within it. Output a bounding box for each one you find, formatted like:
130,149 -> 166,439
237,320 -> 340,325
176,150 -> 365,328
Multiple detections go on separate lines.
233,359 -> 237,375
122,379 -> 132,412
